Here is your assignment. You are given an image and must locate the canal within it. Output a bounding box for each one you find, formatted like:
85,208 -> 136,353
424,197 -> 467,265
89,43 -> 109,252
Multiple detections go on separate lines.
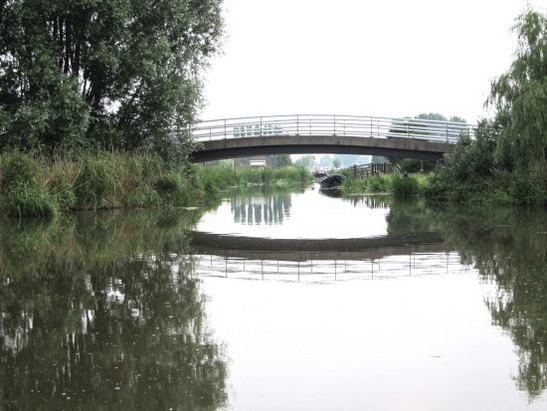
1,184 -> 547,410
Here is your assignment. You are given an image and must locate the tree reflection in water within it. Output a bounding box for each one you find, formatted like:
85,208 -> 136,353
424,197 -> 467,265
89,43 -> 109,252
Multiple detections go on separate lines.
3,196 -> 547,405
431,206 -> 547,400
0,211 -> 227,410
231,190 -> 293,225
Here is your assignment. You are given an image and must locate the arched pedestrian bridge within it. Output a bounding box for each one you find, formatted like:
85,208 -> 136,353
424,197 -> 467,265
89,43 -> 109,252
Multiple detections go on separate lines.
189,114 -> 476,162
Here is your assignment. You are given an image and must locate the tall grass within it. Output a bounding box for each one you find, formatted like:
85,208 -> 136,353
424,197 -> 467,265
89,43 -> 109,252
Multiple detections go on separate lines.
0,152 -> 313,218
5,183 -> 58,218
0,152 -> 57,217
0,151 -> 213,218
341,172 -> 430,198
192,164 -> 313,194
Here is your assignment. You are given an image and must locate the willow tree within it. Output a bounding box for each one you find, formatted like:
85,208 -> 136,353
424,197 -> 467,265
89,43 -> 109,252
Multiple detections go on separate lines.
0,0 -> 223,162
488,9 -> 547,176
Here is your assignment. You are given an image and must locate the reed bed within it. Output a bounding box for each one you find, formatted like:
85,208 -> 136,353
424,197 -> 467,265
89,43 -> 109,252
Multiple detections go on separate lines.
0,152 -> 205,218
0,152 -> 313,218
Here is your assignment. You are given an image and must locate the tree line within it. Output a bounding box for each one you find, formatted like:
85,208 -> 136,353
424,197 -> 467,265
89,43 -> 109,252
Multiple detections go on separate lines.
429,9 -> 547,206
0,0 -> 224,164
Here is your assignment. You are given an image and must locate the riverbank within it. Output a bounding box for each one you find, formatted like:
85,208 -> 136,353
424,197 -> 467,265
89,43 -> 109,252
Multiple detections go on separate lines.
340,166 -> 547,207
0,151 -> 313,218
340,170 -> 430,198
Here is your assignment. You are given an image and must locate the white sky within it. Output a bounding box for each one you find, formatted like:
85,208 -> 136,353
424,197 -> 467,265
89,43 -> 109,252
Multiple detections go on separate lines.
201,0 -> 546,124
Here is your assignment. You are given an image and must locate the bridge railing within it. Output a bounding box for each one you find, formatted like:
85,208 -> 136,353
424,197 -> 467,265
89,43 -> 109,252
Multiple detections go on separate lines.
192,114 -> 476,144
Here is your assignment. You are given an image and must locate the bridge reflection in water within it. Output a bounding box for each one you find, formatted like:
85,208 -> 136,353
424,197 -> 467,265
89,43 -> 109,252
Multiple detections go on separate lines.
189,231 -> 459,283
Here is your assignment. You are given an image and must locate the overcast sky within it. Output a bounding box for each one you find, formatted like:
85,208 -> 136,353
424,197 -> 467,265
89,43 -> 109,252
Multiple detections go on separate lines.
201,0 -> 545,124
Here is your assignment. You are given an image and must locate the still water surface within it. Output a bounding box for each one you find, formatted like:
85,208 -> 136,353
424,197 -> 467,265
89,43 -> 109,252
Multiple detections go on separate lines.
1,185 -> 547,410
195,188 -> 547,410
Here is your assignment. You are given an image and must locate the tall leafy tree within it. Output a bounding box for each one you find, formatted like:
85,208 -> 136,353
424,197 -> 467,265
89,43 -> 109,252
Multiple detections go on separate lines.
294,154 -> 315,169
415,112 -> 447,121
488,9 -> 547,172
266,154 -> 292,169
0,0 -> 223,162
319,154 -> 333,169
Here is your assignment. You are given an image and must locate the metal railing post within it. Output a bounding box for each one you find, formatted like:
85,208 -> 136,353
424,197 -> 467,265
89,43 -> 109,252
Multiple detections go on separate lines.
333,115 -> 336,135
377,119 -> 380,138
296,115 -> 299,135
224,119 -> 227,139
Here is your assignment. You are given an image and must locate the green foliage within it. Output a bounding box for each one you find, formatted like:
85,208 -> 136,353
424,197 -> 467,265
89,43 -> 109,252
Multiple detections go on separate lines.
415,113 -> 447,121
488,9 -> 547,173
5,183 -> 58,218
236,167 -> 264,185
341,172 -> 391,194
294,155 -> 315,169
0,0 -> 224,160
425,9 -> 547,207
398,158 -> 435,173
342,171 -> 428,198
0,151 -> 42,191
74,157 -> 119,209
193,164 -> 237,196
47,173 -> 77,210
425,120 -> 499,204
266,154 -> 292,168
391,174 -> 420,198
192,164 -> 312,192
319,155 -> 333,169
272,166 -> 312,186
0,151 -> 225,217
0,152 -> 59,217
507,167 -> 547,206
153,172 -> 195,206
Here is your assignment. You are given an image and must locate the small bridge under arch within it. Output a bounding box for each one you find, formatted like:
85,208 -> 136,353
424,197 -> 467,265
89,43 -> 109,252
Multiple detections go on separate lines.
189,114 -> 475,162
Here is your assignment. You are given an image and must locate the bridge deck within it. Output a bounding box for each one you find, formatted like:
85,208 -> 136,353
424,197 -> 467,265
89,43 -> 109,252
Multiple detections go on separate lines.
189,114 -> 475,162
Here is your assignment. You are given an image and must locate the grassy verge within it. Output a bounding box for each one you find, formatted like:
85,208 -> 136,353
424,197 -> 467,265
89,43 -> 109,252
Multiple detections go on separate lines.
0,152 -> 313,218
193,164 -> 313,194
0,151 -> 215,218
341,171 -> 430,198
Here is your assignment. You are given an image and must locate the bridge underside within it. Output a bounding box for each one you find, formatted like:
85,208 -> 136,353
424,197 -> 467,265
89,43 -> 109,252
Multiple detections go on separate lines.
190,135 -> 454,163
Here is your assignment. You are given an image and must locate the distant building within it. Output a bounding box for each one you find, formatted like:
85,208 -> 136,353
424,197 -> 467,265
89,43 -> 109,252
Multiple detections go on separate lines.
250,159 -> 266,168
234,156 -> 267,168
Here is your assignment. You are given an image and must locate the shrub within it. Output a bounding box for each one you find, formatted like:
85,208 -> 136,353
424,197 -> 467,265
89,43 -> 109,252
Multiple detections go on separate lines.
392,174 -> 420,198
367,174 -> 391,192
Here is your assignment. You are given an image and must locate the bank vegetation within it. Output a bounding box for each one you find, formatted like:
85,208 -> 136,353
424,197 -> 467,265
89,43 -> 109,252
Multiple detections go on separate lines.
340,9 -> 547,207
426,9 -> 547,207
0,151 -> 312,218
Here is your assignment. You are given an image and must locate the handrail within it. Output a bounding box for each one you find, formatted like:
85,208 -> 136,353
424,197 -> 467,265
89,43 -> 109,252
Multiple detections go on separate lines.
191,114 -> 476,144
